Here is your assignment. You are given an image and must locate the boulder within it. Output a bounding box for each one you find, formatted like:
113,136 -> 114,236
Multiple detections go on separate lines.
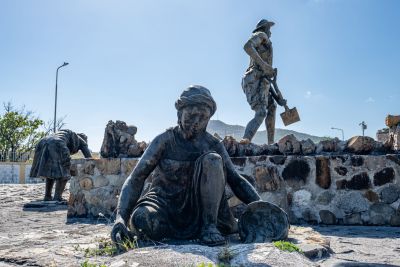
301,139 -> 316,155
278,134 -> 301,154
316,138 -> 340,153
100,120 -> 147,158
346,136 -> 376,154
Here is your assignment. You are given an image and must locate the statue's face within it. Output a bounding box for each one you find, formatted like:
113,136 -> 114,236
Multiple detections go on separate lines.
180,105 -> 211,139
263,27 -> 272,38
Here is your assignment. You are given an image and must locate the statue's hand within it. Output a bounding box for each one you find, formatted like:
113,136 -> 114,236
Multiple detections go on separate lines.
278,98 -> 287,107
111,218 -> 131,249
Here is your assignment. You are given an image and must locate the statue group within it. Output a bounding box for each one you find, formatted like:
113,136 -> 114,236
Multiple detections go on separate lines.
31,19 -> 292,246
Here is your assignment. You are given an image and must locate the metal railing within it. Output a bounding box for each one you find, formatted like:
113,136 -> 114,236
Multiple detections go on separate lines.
0,151 -> 31,162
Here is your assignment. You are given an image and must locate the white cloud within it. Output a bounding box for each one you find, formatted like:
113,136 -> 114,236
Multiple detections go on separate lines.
365,97 -> 375,103
305,91 -> 312,99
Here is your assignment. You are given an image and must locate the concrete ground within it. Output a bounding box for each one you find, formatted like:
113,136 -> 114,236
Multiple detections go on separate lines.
0,183 -> 399,267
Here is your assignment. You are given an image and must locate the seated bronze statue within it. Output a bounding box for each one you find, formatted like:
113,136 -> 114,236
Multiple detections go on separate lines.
111,85 -> 288,246
30,129 -> 92,201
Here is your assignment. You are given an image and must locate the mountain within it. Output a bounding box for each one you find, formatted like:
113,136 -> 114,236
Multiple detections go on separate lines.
207,120 -> 328,145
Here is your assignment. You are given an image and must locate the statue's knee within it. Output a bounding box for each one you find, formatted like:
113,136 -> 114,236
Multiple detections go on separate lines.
256,109 -> 267,118
131,206 -> 167,240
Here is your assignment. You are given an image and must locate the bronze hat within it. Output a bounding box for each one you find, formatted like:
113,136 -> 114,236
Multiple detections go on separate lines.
253,19 -> 275,33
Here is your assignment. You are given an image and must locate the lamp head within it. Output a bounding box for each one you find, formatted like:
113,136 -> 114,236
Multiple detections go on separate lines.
63,62 -> 69,66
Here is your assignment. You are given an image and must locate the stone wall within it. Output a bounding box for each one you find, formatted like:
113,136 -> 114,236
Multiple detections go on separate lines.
68,155 -> 400,226
0,162 -> 40,184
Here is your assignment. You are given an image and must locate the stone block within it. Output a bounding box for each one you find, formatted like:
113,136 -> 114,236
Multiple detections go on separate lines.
277,134 -> 301,154
343,213 -> 362,225
301,139 -> 316,155
254,165 -> 281,192
335,192 -> 369,214
269,155 -> 286,165
336,172 -> 371,190
121,158 -> 139,176
282,159 -> 310,186
96,158 -> 121,175
93,175 -> 110,188
369,203 -> 395,225
319,210 -> 337,225
79,177 -> 93,191
316,156 -> 331,189
364,190 -> 379,203
346,136 -> 376,154
379,184 -> 400,204
373,167 -> 395,186
334,166 -> 348,176
316,191 -> 334,205
350,156 -> 364,167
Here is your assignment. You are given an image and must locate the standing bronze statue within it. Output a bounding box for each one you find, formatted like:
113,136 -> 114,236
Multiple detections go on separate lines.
111,86 -> 263,246
242,19 -> 298,145
30,129 -> 92,201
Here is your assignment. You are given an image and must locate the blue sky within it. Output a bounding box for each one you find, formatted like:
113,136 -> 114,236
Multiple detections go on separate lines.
1,0 -> 399,151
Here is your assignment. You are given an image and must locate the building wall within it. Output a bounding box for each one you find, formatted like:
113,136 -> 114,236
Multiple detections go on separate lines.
0,162 -> 42,184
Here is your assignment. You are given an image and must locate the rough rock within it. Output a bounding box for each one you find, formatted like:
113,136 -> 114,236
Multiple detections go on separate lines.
278,134 -> 301,154
316,138 -> 340,153
336,172 -> 371,190
282,159 -> 310,185
100,120 -> 147,158
301,138 -> 316,155
346,136 -> 376,154
316,156 -> 331,189
379,184 -> 400,204
335,192 -> 369,214
373,167 -> 395,186
316,191 -> 335,205
319,210 -> 337,224
364,190 -> 379,203
254,165 -> 281,192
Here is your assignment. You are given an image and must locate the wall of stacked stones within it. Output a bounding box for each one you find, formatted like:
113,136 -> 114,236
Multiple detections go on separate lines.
68,155 -> 400,226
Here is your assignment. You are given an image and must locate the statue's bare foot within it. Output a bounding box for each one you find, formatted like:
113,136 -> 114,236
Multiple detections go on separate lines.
239,138 -> 251,145
199,224 -> 226,246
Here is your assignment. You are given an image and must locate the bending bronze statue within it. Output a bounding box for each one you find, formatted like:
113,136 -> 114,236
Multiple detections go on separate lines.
30,129 -> 92,201
242,19 -> 288,145
111,85 -> 265,246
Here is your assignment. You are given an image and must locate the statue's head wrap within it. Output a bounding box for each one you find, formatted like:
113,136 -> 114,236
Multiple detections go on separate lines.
175,85 -> 217,116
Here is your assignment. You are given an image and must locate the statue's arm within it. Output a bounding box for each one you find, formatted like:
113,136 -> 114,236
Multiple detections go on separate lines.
216,143 -> 260,204
116,133 -> 165,224
78,138 -> 92,158
244,32 -> 274,77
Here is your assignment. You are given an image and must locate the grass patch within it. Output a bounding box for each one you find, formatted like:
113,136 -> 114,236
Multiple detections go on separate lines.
80,260 -> 107,267
74,236 -> 138,258
217,246 -> 235,265
197,263 -> 227,267
273,240 -> 303,253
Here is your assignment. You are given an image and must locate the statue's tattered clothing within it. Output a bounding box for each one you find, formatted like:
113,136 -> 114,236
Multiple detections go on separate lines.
132,127 -> 236,239
30,130 -> 90,180
242,31 -> 273,110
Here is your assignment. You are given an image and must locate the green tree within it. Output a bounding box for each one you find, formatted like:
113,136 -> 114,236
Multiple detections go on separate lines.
0,102 -> 45,159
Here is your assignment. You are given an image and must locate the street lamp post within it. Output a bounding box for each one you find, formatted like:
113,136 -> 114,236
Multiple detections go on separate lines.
331,127 -> 344,141
359,121 -> 367,136
54,62 -> 69,133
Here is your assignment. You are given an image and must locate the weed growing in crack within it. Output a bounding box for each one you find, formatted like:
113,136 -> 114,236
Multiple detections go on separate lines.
273,240 -> 303,253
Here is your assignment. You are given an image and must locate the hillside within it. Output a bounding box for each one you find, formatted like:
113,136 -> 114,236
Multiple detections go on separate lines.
207,120 -> 328,145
